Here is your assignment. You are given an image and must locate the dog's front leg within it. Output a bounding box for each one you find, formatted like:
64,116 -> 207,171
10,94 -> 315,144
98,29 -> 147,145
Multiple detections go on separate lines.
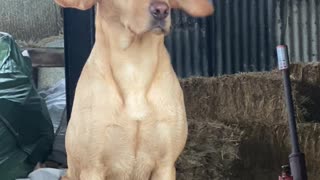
150,165 -> 176,180
79,170 -> 105,180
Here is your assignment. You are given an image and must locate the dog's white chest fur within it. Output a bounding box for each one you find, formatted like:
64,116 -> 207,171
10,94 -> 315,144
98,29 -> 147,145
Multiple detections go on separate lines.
125,94 -> 151,121
110,58 -> 157,121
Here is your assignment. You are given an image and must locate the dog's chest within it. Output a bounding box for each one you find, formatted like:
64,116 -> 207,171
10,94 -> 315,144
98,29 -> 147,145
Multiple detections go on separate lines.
121,92 -> 150,121
123,88 -> 180,122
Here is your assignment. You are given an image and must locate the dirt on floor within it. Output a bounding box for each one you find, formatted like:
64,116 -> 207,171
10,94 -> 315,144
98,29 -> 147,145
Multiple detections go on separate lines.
177,63 -> 320,180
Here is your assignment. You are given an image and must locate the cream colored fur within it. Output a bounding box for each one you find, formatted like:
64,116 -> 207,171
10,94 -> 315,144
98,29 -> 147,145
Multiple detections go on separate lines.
54,0 -> 214,179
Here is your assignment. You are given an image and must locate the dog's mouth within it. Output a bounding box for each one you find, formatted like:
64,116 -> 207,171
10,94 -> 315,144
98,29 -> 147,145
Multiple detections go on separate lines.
150,26 -> 167,35
125,20 -> 170,37
149,20 -> 169,35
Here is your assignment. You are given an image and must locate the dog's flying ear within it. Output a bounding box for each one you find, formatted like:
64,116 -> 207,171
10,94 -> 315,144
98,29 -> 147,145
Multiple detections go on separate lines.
169,0 -> 214,17
55,0 -> 96,10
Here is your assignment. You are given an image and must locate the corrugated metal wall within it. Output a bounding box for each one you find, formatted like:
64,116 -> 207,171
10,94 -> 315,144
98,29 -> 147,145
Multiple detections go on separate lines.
276,0 -> 320,63
165,0 -> 320,78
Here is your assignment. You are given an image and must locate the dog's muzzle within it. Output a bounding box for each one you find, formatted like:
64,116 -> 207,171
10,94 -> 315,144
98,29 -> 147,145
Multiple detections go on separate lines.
148,1 -> 170,34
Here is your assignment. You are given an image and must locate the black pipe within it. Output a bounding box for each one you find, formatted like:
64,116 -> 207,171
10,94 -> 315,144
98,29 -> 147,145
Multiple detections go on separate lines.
276,45 -> 308,180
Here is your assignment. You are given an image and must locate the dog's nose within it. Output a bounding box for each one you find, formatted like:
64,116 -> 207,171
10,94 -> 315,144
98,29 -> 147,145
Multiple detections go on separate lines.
149,1 -> 170,20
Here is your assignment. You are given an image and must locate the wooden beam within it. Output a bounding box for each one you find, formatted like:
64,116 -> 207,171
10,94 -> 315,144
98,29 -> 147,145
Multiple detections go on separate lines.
25,48 -> 65,67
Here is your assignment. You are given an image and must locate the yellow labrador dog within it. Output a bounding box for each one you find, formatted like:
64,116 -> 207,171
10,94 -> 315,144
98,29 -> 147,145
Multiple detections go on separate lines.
54,0 -> 214,179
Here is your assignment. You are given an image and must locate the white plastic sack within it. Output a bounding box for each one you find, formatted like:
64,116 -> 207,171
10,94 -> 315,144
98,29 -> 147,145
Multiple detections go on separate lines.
39,79 -> 66,134
16,168 -> 66,180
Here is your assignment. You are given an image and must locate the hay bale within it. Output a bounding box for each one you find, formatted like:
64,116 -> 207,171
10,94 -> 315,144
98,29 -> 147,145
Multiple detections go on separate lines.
294,82 -> 320,122
180,72 -> 288,125
180,67 -> 320,124
296,123 -> 320,179
290,63 -> 320,85
289,63 -> 320,122
176,119 -> 243,180
177,119 -> 320,180
236,122 -> 320,180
